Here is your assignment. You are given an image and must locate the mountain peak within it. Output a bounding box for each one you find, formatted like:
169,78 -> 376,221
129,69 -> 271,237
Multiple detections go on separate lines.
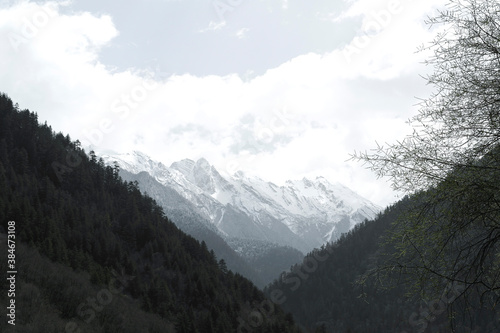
98,150 -> 382,252
196,157 -> 210,165
233,170 -> 246,179
195,157 -> 212,174
170,159 -> 196,176
301,177 -> 314,187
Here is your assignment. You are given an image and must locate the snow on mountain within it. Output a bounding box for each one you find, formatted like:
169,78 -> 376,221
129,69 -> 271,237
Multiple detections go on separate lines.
97,150 -> 382,253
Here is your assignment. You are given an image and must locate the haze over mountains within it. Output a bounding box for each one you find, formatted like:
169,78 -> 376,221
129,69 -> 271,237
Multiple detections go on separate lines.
97,150 -> 382,255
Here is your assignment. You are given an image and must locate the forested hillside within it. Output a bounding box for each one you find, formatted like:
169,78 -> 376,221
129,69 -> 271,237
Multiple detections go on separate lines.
264,203 -> 415,332
118,168 -> 304,289
264,1 -> 500,324
265,197 -> 500,332
0,92 -> 302,332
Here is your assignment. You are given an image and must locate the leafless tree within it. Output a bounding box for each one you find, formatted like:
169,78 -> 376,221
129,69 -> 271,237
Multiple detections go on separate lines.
353,0 -> 500,326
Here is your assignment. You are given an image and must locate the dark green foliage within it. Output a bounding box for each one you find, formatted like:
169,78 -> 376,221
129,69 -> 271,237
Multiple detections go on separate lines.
0,93 -> 302,332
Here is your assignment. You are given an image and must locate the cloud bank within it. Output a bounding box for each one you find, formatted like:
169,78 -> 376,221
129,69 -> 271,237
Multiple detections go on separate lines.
0,0 -> 448,206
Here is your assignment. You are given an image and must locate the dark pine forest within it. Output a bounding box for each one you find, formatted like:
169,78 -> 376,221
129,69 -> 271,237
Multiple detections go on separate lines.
2,85 -> 500,332
0,93 -> 303,333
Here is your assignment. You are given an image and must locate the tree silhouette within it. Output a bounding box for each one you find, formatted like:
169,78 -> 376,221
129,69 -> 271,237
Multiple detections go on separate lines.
352,0 -> 500,322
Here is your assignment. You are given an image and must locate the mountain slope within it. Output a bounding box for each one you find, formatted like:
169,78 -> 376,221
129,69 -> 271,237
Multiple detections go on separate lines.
118,168 -> 269,288
0,93 -> 302,332
99,151 -> 381,254
117,167 -> 304,288
265,202 -> 410,332
265,198 -> 500,332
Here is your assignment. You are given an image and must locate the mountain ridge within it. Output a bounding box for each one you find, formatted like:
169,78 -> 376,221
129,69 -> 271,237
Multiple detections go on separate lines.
0,93 -> 303,332
97,150 -> 382,253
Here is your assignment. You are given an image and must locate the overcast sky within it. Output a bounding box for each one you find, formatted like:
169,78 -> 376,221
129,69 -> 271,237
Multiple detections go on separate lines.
0,0 -> 448,207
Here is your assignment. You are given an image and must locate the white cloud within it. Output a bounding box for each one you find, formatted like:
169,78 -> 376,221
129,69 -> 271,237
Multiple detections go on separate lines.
0,0 -> 449,206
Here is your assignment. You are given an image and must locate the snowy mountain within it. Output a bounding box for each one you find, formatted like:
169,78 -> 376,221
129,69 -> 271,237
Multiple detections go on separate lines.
98,150 -> 382,254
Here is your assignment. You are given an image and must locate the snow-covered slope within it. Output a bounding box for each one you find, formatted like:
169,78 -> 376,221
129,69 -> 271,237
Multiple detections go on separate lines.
98,150 -> 382,253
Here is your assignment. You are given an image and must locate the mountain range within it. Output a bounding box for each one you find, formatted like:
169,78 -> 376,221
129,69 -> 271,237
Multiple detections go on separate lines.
0,94 -> 304,332
2,92 -> 497,332
97,150 -> 382,255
